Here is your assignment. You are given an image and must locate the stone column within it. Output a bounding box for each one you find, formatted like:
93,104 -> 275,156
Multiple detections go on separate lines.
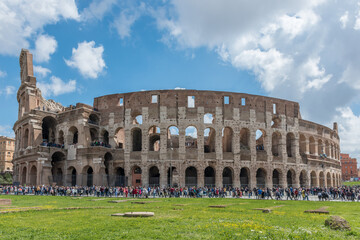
159,163 -> 166,187
142,167 -> 148,187
198,167 -> 204,187
233,168 -> 240,188
215,165 -> 222,188
305,139 -> 309,154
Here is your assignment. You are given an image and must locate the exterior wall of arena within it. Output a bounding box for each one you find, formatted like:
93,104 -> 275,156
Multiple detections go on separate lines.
13,49 -> 342,188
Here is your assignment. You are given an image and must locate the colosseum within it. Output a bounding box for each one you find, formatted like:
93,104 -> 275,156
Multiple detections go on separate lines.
13,49 -> 342,188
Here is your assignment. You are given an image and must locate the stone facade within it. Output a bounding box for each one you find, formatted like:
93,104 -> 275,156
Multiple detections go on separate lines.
13,49 -> 342,188
0,136 -> 15,172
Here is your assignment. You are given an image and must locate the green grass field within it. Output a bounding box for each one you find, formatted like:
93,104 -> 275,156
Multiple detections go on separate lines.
0,196 -> 359,239
343,181 -> 360,186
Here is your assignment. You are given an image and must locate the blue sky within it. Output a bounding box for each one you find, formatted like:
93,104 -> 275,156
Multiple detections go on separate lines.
1,0 -> 360,164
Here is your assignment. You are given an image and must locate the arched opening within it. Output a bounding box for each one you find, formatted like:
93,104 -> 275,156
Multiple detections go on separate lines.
132,128 -> 142,151
204,128 -> 215,153
115,128 -> 125,149
256,168 -> 267,188
167,126 -> 179,149
240,128 -> 250,150
286,133 -> 295,157
149,126 -> 160,151
132,166 -> 142,187
167,167 -> 177,187
133,115 -> 143,125
21,167 -> 27,185
204,113 -> 214,124
319,172 -> 325,187
86,167 -> 93,187
222,127 -> 233,152
310,171 -> 317,187
68,167 -> 77,186
272,169 -> 281,187
309,137 -> 315,154
240,168 -> 250,187
88,114 -> 99,125
299,170 -> 307,187
90,128 -> 98,142
102,130 -> 109,146
272,132 -> 281,157
23,129 -> 29,148
204,166 -> 215,187
326,172 -> 331,187
256,129 -> 266,151
222,167 -> 233,187
104,152 -> 113,186
287,169 -> 295,187
42,116 -> 57,143
185,126 -> 197,149
185,166 -> 197,187
299,134 -> 306,155
29,166 -> 37,186
68,126 -> 78,144
51,152 -> 65,186
58,130 -> 64,145
115,167 -> 125,186
149,166 -> 160,187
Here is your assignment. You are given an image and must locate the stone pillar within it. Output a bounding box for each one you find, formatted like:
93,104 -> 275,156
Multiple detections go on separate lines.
233,168 -> 240,188
266,170 -> 272,189
250,168 -> 257,189
280,171 -> 286,188
178,128 -> 185,160
294,171 -> 300,188
142,167 -> 148,187
305,139 -> 309,154
215,165 -> 222,188
198,167 -> 204,187
159,163 -> 167,187
281,132 -> 287,163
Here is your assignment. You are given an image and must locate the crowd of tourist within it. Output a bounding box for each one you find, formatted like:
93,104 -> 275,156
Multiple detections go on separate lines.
90,141 -> 111,148
1,185 -> 360,201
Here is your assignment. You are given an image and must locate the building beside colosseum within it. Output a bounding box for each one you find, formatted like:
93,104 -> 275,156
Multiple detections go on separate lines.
13,49 -> 342,188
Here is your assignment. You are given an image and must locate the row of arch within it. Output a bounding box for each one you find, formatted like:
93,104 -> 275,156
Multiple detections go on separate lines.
18,116 -> 339,161
21,156 -> 341,188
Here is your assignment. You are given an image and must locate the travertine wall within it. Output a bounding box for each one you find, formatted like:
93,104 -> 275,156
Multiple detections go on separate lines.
12,49 -> 342,188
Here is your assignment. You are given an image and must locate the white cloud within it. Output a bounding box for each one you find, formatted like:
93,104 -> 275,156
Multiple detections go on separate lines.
233,48 -> 293,92
0,70 -> 6,78
5,86 -> 15,95
152,0 -> 360,125
333,107 -> 360,162
113,3 -> 146,39
185,127 -> 197,138
0,86 -> 16,96
33,35 -> 57,62
37,76 -> 76,97
34,65 -> 51,78
0,0 -> 79,56
340,11 -> 349,29
81,0 -> 117,21
65,41 -> 106,78
174,87 -> 185,90
0,125 -> 14,137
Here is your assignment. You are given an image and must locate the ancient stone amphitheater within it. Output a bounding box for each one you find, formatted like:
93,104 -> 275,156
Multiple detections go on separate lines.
13,49 -> 342,188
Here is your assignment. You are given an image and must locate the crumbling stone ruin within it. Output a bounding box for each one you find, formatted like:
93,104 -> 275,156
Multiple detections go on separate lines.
13,49 -> 342,188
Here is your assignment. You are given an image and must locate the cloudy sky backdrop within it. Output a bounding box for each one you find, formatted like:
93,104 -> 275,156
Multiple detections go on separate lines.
0,0 -> 360,165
